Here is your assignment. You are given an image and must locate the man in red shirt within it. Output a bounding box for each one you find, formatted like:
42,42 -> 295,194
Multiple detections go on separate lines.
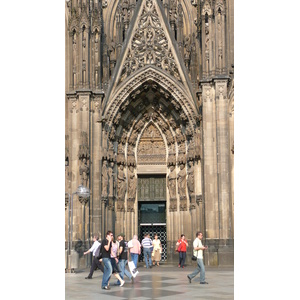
177,234 -> 188,268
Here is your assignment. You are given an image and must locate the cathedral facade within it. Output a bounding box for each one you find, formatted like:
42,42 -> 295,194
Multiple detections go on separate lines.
65,0 -> 234,267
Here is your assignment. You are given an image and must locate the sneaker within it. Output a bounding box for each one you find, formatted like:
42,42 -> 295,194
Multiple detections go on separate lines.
102,286 -> 110,290
187,276 -> 191,284
85,276 -> 92,279
120,280 -> 125,287
182,266 -> 184,268
178,265 -> 181,268
200,281 -> 209,284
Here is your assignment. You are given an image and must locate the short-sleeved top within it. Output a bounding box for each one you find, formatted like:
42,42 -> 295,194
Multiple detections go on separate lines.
101,238 -> 112,258
177,239 -> 188,252
119,240 -> 128,260
141,237 -> 153,249
110,242 -> 118,258
129,239 -> 141,254
193,237 -> 203,259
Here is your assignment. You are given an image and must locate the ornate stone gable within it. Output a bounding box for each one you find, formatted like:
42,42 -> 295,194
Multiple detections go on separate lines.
118,0 -> 181,85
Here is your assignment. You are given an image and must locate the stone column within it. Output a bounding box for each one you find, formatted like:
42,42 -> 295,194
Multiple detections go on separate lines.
201,83 -> 218,241
91,93 -> 103,238
215,80 -> 231,239
68,94 -> 81,250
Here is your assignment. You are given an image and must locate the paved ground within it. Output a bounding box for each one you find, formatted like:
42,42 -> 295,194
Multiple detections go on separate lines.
65,263 -> 234,299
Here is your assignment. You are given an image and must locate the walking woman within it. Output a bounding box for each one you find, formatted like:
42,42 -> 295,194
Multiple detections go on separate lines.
110,234 -> 125,287
152,234 -> 162,266
177,234 -> 188,268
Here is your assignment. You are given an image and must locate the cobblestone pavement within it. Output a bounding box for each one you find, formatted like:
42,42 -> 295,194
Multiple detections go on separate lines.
65,263 -> 234,300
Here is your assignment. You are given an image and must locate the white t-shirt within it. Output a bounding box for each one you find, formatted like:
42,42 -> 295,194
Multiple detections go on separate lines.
193,237 -> 203,259
89,240 -> 101,256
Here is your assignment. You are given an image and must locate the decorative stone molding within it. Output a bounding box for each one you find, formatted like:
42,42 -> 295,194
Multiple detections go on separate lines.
196,194 -> 202,205
79,196 -> 89,206
118,0 -> 182,85
70,98 -> 79,113
80,95 -> 89,112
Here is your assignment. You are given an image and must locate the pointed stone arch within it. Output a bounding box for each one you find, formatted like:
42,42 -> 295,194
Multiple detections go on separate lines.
103,66 -> 198,131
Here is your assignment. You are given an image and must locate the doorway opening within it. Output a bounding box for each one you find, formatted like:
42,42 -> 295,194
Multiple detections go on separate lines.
138,201 -> 167,262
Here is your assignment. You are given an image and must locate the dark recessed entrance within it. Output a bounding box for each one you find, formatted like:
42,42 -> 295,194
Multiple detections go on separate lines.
138,175 -> 167,262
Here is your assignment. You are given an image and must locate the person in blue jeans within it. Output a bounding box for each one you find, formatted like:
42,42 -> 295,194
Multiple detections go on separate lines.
187,231 -> 209,284
101,231 -> 113,290
115,233 -> 133,285
141,233 -> 153,269
129,235 -> 141,268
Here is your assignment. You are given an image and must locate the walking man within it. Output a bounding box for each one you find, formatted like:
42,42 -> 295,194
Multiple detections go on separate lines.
101,231 -> 113,290
141,233 -> 153,269
83,234 -> 104,279
187,231 -> 208,284
116,233 -> 133,284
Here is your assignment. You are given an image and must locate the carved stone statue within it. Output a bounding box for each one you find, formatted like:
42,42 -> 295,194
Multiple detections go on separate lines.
167,165 -> 177,199
127,166 -> 137,200
187,160 -> 194,196
108,161 -> 115,197
79,158 -> 89,187
177,163 -> 186,197
117,164 -> 127,200
127,165 -> 137,212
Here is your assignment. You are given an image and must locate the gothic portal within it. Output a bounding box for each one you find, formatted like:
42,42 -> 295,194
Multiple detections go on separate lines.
65,0 -> 234,267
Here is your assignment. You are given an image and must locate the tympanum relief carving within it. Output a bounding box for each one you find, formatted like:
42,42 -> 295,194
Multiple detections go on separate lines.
137,124 -> 166,165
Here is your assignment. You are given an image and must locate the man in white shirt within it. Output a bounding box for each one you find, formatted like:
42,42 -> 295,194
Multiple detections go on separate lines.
84,234 -> 104,279
187,232 -> 208,284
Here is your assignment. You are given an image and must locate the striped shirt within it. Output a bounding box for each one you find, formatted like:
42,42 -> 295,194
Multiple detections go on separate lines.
141,237 -> 153,248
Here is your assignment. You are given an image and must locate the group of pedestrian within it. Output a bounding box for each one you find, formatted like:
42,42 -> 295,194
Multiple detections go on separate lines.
83,230 -> 208,290
84,231 -> 133,290
176,232 -> 208,284
129,233 -> 162,268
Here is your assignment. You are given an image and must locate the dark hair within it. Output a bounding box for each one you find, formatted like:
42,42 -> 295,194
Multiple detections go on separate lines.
144,232 -> 149,237
106,231 -> 113,237
181,234 -> 185,238
196,231 -> 202,237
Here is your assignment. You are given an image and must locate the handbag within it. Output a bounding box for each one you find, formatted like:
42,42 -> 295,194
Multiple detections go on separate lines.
192,255 -> 197,261
128,261 -> 139,278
